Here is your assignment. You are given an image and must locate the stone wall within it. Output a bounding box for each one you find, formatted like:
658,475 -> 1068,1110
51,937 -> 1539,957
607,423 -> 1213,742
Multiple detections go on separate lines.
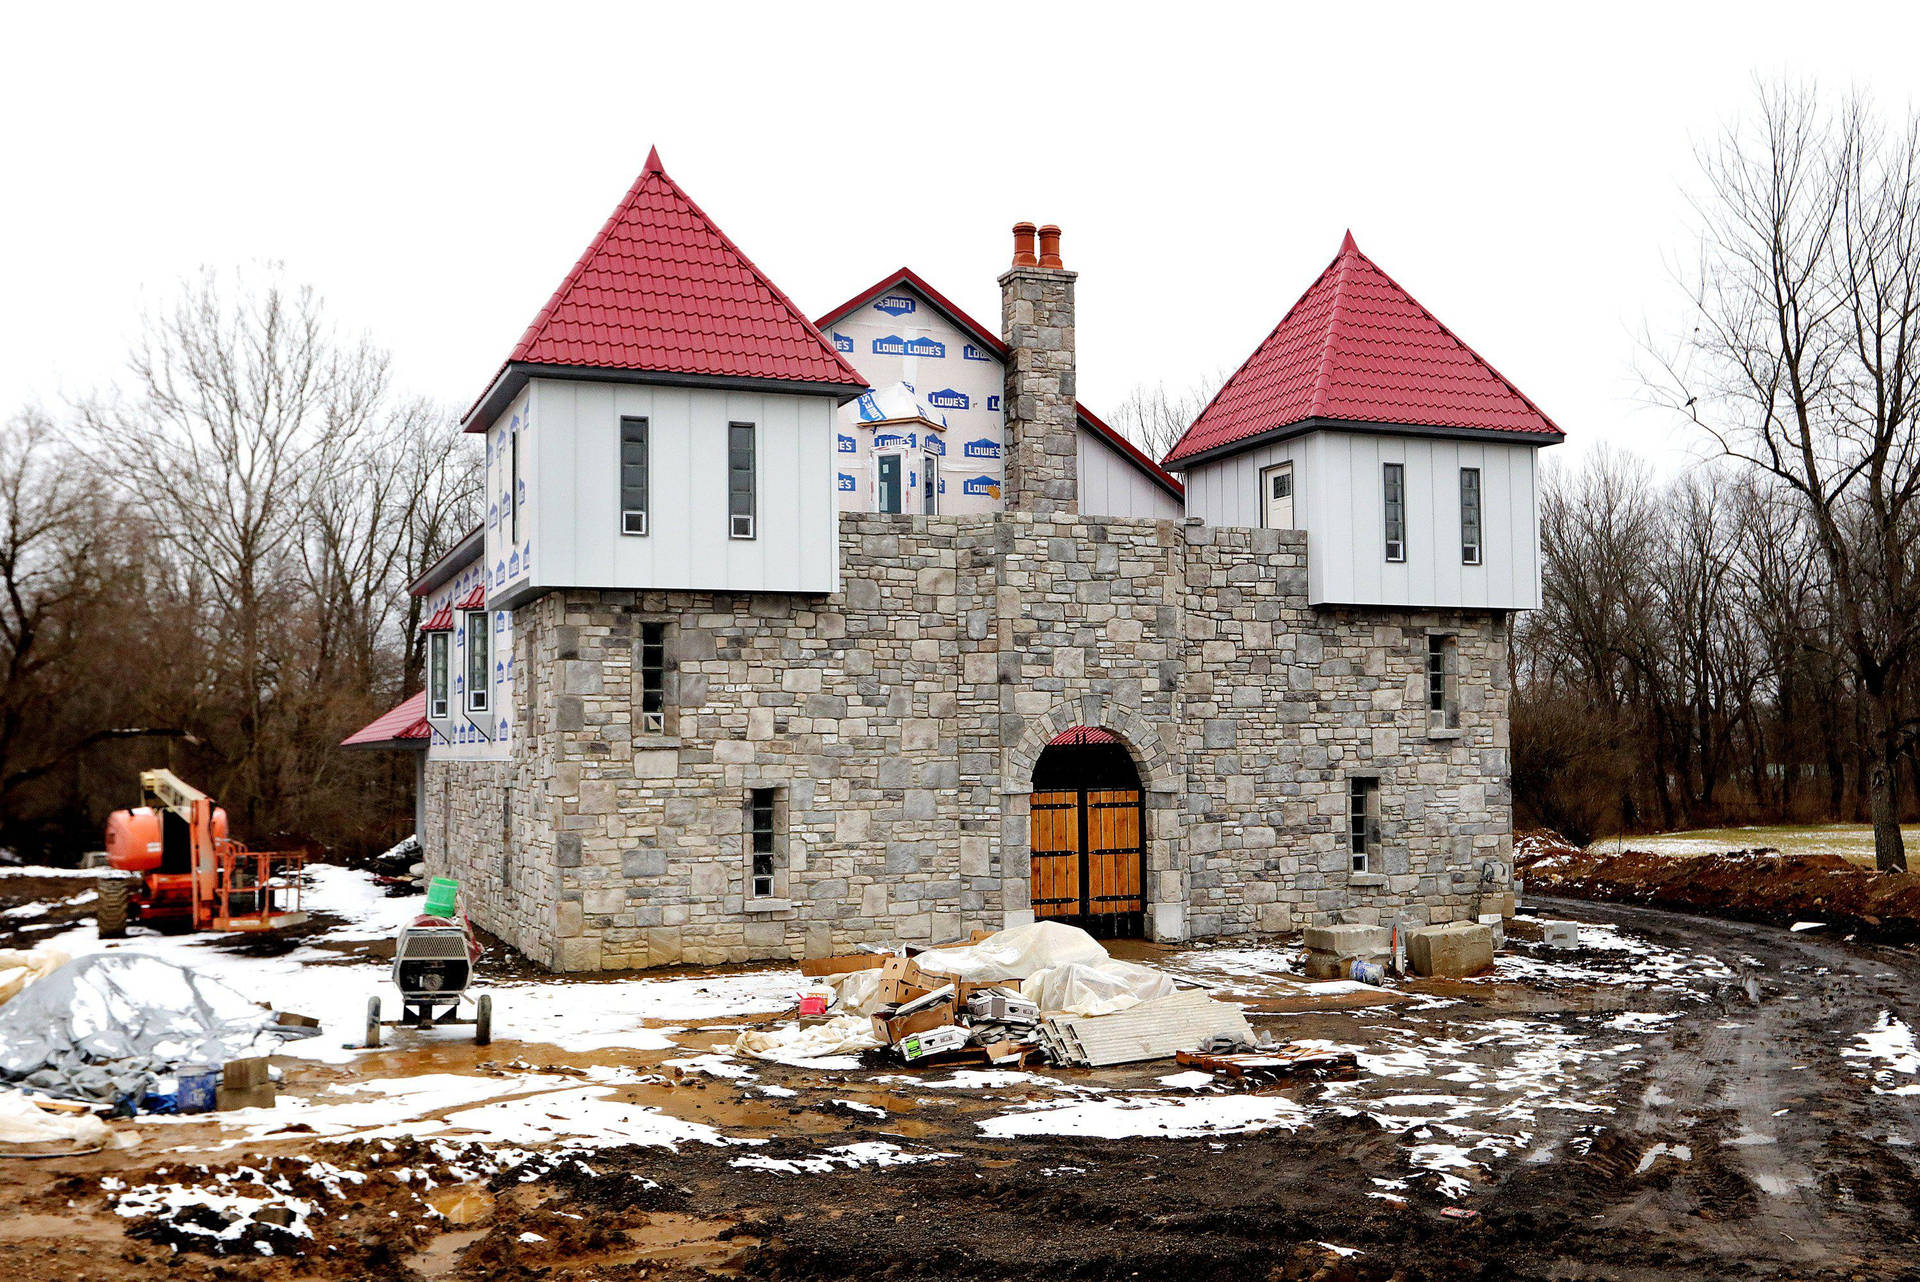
999,265 -> 1079,517
422,510 -> 1515,970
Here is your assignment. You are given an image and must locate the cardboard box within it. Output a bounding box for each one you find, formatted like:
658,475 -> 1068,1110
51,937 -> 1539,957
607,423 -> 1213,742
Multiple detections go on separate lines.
799,953 -> 889,979
272,1011 -> 320,1030
877,956 -> 940,1006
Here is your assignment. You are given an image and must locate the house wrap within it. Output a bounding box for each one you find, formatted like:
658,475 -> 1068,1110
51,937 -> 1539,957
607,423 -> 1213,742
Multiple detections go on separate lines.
347,151 -> 1563,970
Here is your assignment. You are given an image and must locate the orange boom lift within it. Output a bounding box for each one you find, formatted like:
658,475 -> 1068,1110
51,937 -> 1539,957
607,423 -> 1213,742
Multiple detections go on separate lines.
98,769 -> 307,937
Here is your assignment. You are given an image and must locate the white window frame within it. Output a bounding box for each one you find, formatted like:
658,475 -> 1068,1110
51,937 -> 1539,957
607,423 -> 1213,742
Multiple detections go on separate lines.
1427,633 -> 1460,731
1383,462 -> 1406,562
638,621 -> 668,736
428,631 -> 449,719
465,610 -> 490,714
728,422 -> 757,540
873,449 -> 907,515
1260,460 -> 1294,529
620,416 -> 649,536
922,452 -> 939,515
1460,466 -> 1483,565
746,786 -> 785,901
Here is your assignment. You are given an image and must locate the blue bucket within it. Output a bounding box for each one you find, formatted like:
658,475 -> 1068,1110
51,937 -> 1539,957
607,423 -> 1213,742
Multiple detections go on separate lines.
177,1064 -> 220,1113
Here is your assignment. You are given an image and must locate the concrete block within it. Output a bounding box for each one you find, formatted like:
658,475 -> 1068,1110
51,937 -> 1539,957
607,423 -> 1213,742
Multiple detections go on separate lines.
1542,920 -> 1580,949
1408,922 -> 1495,978
1476,913 -> 1506,950
1303,923 -> 1389,957
1304,949 -> 1385,980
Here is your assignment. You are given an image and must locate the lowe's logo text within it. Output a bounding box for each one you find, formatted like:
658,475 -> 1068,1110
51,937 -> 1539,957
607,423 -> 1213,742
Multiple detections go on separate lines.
832,331 -> 853,352
873,432 -> 912,451
871,335 -> 945,358
837,473 -> 857,492
962,343 -> 993,362
962,475 -> 1001,498
837,433 -> 857,453
873,295 -> 916,318
963,438 -> 1001,459
926,388 -> 969,409
986,394 -> 1001,412
925,436 -> 945,456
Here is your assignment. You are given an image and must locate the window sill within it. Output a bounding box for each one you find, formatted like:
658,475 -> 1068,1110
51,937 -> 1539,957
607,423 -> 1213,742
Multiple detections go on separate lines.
1426,726 -> 1465,741
634,736 -> 682,749
743,897 -> 791,914
1347,872 -> 1387,888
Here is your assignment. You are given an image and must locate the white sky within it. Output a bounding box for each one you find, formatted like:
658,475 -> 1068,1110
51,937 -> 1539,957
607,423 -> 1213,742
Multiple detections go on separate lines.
6,3 -> 1920,471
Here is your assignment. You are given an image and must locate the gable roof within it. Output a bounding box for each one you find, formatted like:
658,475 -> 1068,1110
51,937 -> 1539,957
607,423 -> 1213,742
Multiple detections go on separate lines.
464,148 -> 867,431
1161,233 -> 1562,467
340,691 -> 430,750
817,268 -> 1184,500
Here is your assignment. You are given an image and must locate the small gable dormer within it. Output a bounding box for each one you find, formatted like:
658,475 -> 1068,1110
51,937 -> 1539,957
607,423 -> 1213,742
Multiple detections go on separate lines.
462,148 -> 867,604
1162,233 -> 1563,610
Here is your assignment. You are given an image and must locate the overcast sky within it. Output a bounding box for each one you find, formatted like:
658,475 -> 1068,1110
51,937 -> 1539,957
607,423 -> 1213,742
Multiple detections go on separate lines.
6,3 -> 1920,472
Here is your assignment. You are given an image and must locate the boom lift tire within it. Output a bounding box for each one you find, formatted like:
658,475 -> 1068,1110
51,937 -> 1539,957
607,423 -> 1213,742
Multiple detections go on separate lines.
97,879 -> 129,939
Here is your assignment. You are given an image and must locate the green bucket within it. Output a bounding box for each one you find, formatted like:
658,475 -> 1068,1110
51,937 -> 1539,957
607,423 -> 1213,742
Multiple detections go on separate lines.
424,877 -> 459,918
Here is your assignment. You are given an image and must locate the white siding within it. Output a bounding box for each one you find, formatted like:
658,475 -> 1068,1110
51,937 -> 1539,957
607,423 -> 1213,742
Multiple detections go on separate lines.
1077,428 -> 1183,519
1182,429 -> 1543,610
527,377 -> 840,595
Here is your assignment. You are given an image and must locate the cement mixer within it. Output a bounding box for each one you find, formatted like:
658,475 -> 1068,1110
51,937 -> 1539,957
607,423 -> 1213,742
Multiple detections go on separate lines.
98,769 -> 307,937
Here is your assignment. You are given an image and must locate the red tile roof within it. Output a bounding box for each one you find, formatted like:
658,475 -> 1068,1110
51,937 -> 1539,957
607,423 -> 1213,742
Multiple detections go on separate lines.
1161,233 -> 1562,466
420,604 -> 454,632
816,268 -> 1184,500
341,691 -> 430,749
466,148 -> 865,429
1047,725 -> 1121,747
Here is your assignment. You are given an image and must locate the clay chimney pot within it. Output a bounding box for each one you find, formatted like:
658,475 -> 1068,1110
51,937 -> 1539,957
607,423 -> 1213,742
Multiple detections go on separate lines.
1011,222 -> 1038,268
1037,224 -> 1063,269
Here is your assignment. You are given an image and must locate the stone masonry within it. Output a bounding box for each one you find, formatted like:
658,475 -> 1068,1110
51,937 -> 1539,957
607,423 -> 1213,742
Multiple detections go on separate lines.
999,258 -> 1079,518
423,510 -> 1514,970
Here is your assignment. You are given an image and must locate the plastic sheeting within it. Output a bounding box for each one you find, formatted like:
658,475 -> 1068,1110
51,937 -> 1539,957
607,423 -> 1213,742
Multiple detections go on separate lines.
0,954 -> 307,1103
829,968 -> 885,1017
913,922 -> 1110,984
733,1014 -> 880,1064
0,946 -> 68,1008
1020,959 -> 1179,1017
0,1088 -> 108,1153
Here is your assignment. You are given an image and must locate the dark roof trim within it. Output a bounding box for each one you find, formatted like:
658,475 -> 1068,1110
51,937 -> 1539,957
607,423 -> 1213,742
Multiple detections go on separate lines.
816,268 -> 1184,501
408,525 -> 484,598
1161,416 -> 1565,471
463,361 -> 869,434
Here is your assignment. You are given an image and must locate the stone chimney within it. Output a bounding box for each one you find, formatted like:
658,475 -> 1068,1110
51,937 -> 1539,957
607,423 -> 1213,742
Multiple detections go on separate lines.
999,221 -> 1078,517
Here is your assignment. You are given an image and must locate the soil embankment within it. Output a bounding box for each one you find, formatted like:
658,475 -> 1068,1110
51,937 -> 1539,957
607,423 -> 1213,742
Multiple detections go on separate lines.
1518,832 -> 1920,938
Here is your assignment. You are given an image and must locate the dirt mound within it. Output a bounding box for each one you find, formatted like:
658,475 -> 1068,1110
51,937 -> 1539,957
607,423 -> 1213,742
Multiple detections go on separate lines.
1517,831 -> 1920,937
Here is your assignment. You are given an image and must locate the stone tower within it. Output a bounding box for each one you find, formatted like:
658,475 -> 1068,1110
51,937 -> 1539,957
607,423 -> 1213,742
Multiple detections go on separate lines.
999,222 -> 1078,516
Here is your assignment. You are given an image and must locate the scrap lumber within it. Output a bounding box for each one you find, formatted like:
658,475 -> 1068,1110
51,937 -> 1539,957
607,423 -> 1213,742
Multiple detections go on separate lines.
1175,1046 -> 1359,1080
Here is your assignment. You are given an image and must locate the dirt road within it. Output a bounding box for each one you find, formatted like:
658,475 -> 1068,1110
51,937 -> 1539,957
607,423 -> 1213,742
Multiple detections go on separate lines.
4,893 -> 1919,1280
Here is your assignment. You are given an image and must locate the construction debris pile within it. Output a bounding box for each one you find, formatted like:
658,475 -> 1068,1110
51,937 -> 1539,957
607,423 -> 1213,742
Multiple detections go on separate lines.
742,922 -> 1264,1070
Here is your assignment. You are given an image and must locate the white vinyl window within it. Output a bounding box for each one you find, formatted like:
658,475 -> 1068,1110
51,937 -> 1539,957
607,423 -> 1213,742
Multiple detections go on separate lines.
1261,461 -> 1294,529
428,631 -> 449,719
1427,634 -> 1460,730
748,787 -> 784,900
465,611 -> 490,714
1383,463 -> 1406,562
1460,466 -> 1483,565
1349,777 -> 1381,872
638,621 -> 667,735
875,452 -> 905,514
728,422 -> 756,539
922,453 -> 939,515
620,416 -> 649,535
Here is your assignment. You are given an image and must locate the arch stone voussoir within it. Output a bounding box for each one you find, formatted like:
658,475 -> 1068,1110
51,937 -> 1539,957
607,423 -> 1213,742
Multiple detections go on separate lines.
1003,697 -> 1179,797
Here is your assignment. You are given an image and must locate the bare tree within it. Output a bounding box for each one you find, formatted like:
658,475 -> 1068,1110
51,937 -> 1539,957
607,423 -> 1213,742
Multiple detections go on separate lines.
1654,82 -> 1920,870
1108,369 -> 1230,462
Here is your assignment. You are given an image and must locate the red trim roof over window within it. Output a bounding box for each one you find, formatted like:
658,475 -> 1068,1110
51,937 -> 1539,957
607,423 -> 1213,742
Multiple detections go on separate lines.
455,585 -> 487,610
340,691 -> 430,749
1161,233 -> 1562,466
465,147 -> 865,430
816,268 -> 1184,501
419,604 -> 453,632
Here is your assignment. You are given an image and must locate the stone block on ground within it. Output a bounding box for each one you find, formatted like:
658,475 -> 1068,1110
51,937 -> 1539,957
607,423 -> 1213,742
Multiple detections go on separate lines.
1303,949 -> 1387,980
1542,920 -> 1580,949
1408,922 -> 1495,978
1476,913 -> 1506,950
1303,923 -> 1389,957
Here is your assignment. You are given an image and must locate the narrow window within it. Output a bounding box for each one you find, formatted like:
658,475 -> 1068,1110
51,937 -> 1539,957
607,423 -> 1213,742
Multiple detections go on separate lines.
728,422 -> 756,539
1348,778 -> 1380,872
638,622 -> 667,735
1261,461 -> 1294,529
1460,467 -> 1482,564
428,631 -> 449,719
875,453 -> 903,514
509,429 -> 521,544
1383,463 -> 1406,562
922,453 -> 939,515
620,417 -> 649,535
748,787 -> 781,899
465,611 -> 490,714
1427,634 -> 1460,730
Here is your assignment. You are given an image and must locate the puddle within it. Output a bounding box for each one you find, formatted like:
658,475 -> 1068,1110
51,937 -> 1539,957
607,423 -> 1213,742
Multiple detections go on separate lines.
425,1183 -> 494,1226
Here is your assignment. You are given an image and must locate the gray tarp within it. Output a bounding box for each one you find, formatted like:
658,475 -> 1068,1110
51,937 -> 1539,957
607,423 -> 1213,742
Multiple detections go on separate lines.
0,954 -> 308,1103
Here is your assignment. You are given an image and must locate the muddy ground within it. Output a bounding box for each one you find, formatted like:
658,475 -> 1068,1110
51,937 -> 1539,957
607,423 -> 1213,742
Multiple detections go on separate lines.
3,885 -> 1919,1280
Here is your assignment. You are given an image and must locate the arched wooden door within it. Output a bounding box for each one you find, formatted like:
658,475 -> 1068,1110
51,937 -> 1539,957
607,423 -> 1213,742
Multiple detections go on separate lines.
1029,728 -> 1145,938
